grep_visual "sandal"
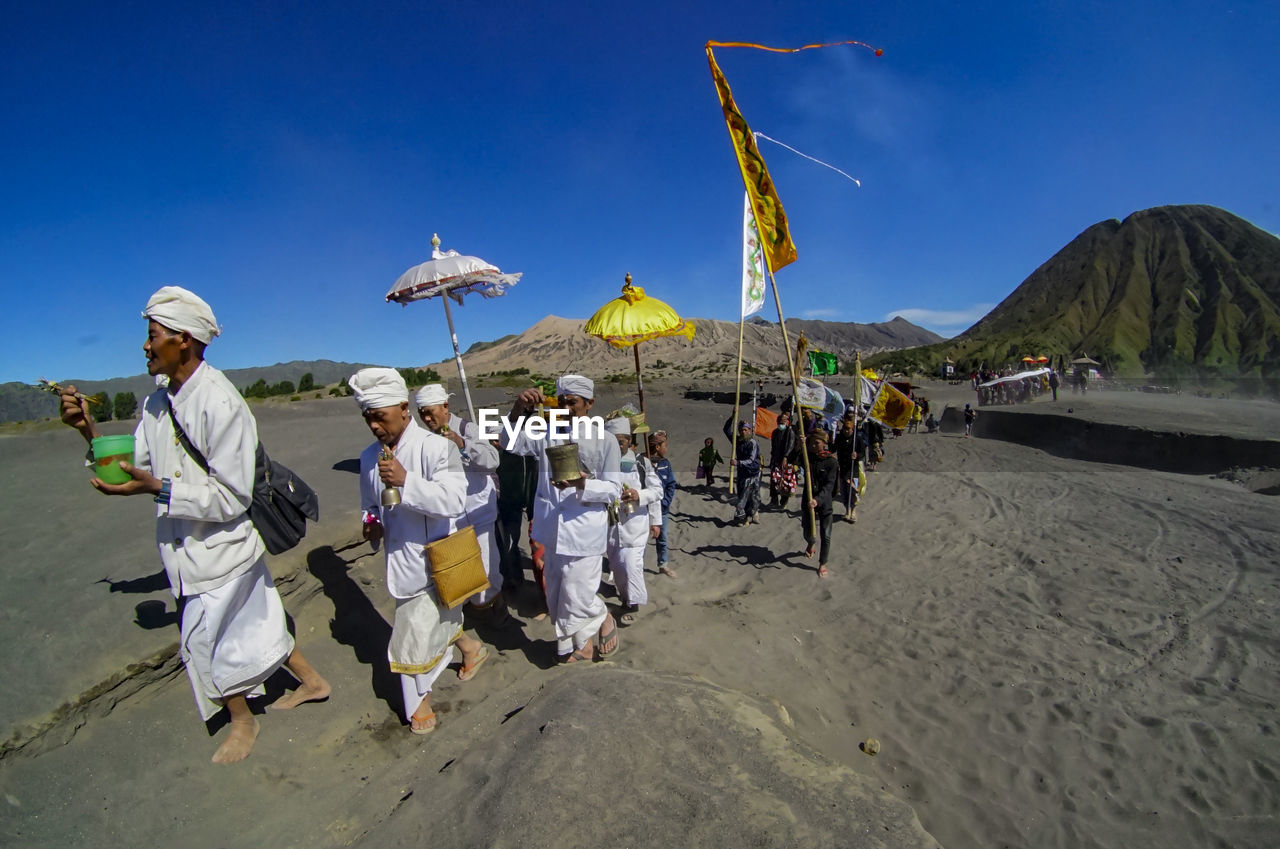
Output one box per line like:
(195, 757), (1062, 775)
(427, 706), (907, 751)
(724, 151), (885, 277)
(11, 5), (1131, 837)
(458, 646), (490, 682)
(410, 708), (437, 735)
(562, 648), (593, 664)
(596, 615), (620, 657)
(620, 610), (637, 626)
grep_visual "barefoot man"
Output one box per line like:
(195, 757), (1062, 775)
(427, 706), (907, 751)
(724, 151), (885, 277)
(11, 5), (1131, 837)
(504, 376), (621, 662)
(59, 286), (329, 764)
(351, 368), (489, 735)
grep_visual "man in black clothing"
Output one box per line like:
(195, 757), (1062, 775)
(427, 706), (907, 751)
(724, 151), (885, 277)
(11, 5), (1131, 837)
(495, 445), (538, 591)
(768, 411), (797, 508)
(800, 429), (840, 578)
(832, 415), (861, 522)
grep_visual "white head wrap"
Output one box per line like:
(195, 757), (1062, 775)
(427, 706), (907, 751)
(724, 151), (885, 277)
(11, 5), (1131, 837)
(556, 374), (594, 399)
(605, 416), (631, 436)
(349, 368), (409, 412)
(414, 384), (452, 408)
(142, 286), (221, 344)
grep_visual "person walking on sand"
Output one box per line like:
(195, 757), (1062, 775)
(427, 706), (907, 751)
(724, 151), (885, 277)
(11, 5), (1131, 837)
(1049, 369), (1060, 401)
(800, 429), (840, 578)
(504, 376), (622, 662)
(724, 417), (762, 526)
(605, 417), (662, 624)
(698, 437), (723, 489)
(767, 411), (797, 508)
(415, 383), (506, 624)
(495, 442), (538, 595)
(964, 403), (978, 438)
(58, 286), (329, 764)
(832, 415), (861, 523)
(647, 430), (679, 578)
(352, 368), (489, 735)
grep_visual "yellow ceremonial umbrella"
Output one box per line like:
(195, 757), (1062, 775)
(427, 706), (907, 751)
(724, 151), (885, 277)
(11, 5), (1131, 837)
(584, 273), (695, 412)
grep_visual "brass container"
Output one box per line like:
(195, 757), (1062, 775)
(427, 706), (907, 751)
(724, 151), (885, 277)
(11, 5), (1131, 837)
(546, 442), (583, 483)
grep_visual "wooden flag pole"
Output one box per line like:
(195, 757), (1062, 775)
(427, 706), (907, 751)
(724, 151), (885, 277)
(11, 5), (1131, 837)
(633, 342), (646, 414)
(766, 268), (816, 538)
(728, 312), (746, 495)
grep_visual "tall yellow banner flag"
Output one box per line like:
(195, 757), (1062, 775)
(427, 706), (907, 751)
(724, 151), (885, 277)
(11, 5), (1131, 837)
(706, 46), (797, 274)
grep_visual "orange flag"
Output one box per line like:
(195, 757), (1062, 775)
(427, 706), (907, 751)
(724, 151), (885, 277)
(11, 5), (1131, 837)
(754, 405), (778, 438)
(706, 46), (797, 274)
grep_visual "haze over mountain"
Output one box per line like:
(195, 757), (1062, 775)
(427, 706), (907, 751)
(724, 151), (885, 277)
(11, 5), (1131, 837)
(881, 205), (1280, 380)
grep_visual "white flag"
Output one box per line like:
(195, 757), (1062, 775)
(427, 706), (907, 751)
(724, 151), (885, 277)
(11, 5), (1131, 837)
(741, 192), (766, 318)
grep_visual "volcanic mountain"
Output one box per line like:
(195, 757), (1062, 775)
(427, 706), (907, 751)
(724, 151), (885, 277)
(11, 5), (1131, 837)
(886, 205), (1280, 379)
(430, 315), (943, 381)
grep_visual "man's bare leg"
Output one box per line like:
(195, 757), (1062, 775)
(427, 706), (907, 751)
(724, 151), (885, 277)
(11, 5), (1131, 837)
(269, 647), (331, 710)
(212, 694), (259, 764)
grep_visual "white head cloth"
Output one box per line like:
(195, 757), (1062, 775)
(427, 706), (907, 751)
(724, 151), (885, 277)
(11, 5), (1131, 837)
(605, 416), (631, 436)
(349, 368), (409, 411)
(142, 286), (221, 344)
(556, 374), (594, 399)
(414, 384), (452, 408)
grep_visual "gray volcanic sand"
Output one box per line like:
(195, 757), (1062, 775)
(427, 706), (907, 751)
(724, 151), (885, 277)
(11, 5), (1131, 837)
(2, 379), (1278, 848)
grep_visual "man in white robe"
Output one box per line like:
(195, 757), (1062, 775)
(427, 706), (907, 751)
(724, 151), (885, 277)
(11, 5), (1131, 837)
(604, 416), (663, 625)
(352, 368), (489, 735)
(505, 376), (621, 662)
(59, 286), (329, 764)
(414, 384), (504, 620)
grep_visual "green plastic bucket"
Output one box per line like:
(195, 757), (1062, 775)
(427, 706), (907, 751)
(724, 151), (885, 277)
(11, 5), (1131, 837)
(91, 435), (135, 485)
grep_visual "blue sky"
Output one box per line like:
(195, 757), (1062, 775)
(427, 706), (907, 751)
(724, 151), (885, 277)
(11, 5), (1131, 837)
(4, 1), (1278, 384)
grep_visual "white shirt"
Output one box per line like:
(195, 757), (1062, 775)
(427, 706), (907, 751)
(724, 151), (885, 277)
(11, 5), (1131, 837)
(609, 451), (663, 549)
(134, 361), (265, 597)
(360, 418), (467, 599)
(504, 415), (621, 557)
(447, 412), (499, 528)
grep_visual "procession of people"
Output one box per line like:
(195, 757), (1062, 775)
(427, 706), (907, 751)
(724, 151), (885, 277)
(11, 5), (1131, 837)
(55, 284), (930, 763)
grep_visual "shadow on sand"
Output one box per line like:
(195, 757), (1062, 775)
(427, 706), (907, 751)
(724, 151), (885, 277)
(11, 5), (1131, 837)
(307, 544), (401, 718)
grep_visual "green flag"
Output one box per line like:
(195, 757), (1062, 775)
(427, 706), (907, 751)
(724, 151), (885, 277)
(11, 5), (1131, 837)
(808, 350), (838, 376)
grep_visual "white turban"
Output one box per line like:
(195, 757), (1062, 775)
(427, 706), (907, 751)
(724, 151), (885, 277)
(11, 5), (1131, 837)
(142, 286), (221, 344)
(556, 374), (594, 399)
(414, 384), (452, 408)
(605, 416), (631, 436)
(349, 368), (409, 411)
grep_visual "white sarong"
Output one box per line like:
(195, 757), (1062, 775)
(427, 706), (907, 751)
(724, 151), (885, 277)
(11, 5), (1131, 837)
(543, 533), (608, 655)
(388, 592), (464, 720)
(471, 523), (503, 606)
(388, 591), (463, 675)
(180, 558), (294, 721)
(608, 541), (648, 607)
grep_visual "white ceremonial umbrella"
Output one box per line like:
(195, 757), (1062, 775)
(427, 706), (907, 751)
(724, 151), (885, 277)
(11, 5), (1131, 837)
(386, 234), (522, 422)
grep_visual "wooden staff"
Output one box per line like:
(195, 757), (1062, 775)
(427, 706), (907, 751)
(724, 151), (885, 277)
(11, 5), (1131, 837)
(728, 311), (746, 495)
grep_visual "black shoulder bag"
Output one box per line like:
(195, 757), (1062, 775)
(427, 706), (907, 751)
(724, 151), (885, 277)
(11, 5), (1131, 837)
(164, 398), (319, 554)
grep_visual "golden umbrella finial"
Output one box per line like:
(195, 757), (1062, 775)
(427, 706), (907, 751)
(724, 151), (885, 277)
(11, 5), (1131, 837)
(585, 273), (696, 412)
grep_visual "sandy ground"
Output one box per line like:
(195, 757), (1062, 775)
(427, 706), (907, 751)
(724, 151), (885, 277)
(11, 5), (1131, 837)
(1, 379), (1278, 848)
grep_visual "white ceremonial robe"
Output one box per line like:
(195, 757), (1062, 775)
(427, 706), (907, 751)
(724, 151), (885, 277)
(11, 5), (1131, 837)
(181, 558), (294, 720)
(133, 362), (292, 717)
(505, 415), (621, 653)
(607, 451), (663, 608)
(447, 412), (502, 605)
(360, 418), (468, 714)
